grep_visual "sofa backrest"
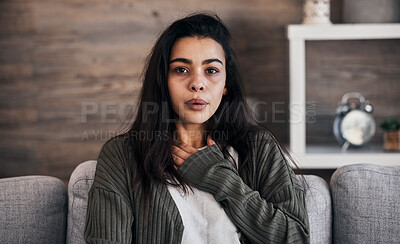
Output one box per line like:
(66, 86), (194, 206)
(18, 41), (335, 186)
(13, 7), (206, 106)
(331, 163), (400, 244)
(67, 160), (332, 244)
(0, 175), (68, 244)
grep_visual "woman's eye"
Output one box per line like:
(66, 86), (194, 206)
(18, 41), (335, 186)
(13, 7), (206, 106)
(206, 68), (218, 74)
(174, 67), (188, 73)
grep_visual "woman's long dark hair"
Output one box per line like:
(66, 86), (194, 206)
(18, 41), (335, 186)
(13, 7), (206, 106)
(126, 12), (272, 206)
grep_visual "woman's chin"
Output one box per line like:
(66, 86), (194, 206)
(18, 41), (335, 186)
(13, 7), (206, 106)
(178, 116), (210, 126)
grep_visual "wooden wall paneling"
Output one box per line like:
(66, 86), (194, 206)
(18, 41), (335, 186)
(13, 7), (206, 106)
(0, 1), (37, 177)
(0, 0), (354, 182)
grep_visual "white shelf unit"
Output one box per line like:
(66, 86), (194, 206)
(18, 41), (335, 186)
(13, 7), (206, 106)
(287, 23), (400, 169)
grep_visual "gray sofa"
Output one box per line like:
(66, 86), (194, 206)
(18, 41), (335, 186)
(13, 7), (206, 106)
(1, 161), (399, 244)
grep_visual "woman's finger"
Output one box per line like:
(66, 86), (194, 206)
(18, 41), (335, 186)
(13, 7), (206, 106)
(171, 142), (200, 168)
(172, 145), (193, 160)
(171, 153), (185, 167)
(207, 134), (216, 146)
(178, 142), (198, 154)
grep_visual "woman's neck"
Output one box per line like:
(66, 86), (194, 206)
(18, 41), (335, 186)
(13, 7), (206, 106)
(175, 122), (206, 149)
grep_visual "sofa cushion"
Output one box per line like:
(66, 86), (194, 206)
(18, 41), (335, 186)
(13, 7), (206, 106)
(0, 175), (67, 244)
(331, 163), (400, 244)
(302, 175), (332, 244)
(67, 160), (97, 244)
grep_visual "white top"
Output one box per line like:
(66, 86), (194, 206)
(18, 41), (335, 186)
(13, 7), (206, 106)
(167, 146), (241, 244)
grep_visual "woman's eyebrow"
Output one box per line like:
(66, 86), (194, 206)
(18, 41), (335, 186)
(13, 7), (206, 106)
(202, 58), (223, 65)
(169, 58), (191, 64)
(169, 58), (223, 65)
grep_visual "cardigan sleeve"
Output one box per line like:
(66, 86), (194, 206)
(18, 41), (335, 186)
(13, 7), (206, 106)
(84, 136), (134, 244)
(178, 131), (310, 244)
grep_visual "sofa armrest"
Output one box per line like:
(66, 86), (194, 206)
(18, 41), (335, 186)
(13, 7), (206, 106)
(0, 175), (67, 244)
(331, 163), (400, 244)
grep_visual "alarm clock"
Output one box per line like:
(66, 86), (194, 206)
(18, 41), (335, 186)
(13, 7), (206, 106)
(333, 92), (376, 148)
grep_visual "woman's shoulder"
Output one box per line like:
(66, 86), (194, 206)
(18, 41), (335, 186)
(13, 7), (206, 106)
(100, 133), (132, 151)
(244, 126), (287, 165)
(92, 133), (135, 197)
(245, 126), (278, 145)
(97, 133), (133, 169)
(245, 127), (301, 189)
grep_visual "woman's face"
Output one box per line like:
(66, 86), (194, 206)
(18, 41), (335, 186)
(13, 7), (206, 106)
(168, 37), (227, 125)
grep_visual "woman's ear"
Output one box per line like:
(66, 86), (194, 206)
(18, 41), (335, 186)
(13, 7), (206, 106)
(223, 87), (228, 95)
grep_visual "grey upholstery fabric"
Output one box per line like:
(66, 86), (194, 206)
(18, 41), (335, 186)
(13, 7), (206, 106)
(3, 161), (398, 244)
(331, 163), (400, 244)
(301, 175), (332, 244)
(67, 160), (97, 244)
(0, 175), (67, 244)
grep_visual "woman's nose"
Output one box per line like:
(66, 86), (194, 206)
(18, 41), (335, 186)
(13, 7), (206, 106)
(189, 72), (205, 92)
(191, 85), (204, 91)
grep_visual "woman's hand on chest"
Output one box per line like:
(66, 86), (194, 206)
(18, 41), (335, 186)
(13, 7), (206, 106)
(171, 135), (216, 169)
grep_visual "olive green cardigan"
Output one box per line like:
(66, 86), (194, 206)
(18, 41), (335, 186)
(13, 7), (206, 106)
(84, 130), (310, 243)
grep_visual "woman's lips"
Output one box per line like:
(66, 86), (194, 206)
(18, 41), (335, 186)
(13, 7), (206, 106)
(184, 99), (208, 111)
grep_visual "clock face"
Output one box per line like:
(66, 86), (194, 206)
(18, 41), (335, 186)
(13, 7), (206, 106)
(341, 110), (376, 145)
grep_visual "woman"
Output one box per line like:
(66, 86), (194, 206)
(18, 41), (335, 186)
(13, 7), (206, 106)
(84, 13), (309, 244)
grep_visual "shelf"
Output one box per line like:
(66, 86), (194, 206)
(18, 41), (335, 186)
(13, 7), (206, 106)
(287, 144), (400, 169)
(287, 23), (400, 40)
(287, 23), (400, 169)
(296, 153), (400, 169)
(306, 144), (388, 154)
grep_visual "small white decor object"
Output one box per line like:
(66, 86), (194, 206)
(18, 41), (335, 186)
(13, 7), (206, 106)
(302, 0), (332, 25)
